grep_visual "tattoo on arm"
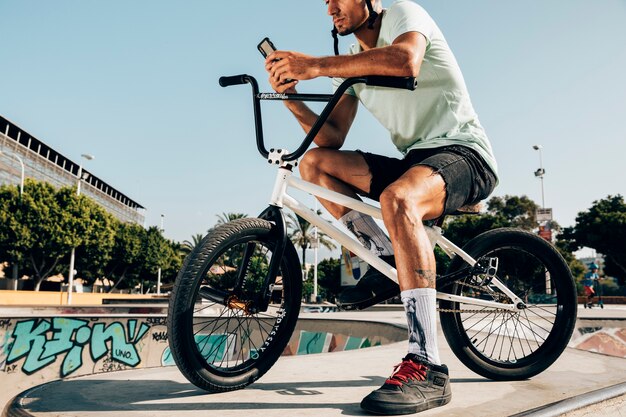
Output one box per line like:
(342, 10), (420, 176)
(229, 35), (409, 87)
(415, 269), (437, 288)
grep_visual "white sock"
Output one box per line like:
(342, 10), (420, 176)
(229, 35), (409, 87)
(340, 210), (393, 256)
(401, 288), (441, 365)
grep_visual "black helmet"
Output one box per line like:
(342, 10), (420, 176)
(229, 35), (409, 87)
(332, 0), (379, 55)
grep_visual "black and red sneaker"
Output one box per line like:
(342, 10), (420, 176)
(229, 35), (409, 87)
(361, 354), (451, 415)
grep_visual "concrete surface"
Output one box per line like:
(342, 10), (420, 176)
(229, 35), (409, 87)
(4, 306), (626, 417)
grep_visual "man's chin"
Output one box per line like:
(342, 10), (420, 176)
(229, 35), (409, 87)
(337, 27), (355, 36)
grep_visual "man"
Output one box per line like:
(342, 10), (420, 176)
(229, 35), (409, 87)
(265, 0), (497, 414)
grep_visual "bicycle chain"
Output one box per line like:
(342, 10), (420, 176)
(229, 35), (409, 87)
(437, 307), (512, 314)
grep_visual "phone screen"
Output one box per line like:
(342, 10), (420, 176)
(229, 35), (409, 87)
(258, 37), (276, 58)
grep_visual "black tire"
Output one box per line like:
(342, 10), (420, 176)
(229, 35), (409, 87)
(439, 228), (577, 380)
(167, 218), (302, 392)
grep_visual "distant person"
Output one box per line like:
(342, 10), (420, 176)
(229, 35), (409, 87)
(583, 263), (599, 308)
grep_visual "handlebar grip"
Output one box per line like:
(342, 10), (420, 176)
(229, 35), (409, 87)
(219, 74), (249, 87)
(365, 76), (417, 91)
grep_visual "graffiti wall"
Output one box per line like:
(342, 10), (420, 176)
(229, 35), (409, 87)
(283, 319), (406, 356)
(0, 315), (169, 406)
(0, 313), (407, 407)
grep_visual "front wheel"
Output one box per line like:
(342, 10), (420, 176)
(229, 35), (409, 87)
(167, 218), (302, 392)
(439, 228), (577, 380)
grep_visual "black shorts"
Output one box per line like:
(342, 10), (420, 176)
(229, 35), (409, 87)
(357, 145), (497, 216)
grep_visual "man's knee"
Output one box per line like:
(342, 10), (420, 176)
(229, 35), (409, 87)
(299, 148), (330, 181)
(299, 149), (320, 181)
(380, 184), (426, 222)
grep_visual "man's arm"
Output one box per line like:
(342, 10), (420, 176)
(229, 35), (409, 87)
(264, 31), (426, 147)
(283, 93), (358, 149)
(266, 65), (358, 149)
(267, 32), (428, 83)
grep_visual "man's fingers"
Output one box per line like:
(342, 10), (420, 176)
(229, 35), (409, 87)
(269, 50), (289, 60)
(271, 62), (294, 83)
(281, 80), (298, 90)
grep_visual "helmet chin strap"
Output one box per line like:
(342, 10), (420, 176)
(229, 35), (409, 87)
(332, 27), (340, 56)
(365, 0), (379, 29)
(332, 0), (379, 56)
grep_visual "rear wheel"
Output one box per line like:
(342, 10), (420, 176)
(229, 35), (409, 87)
(439, 228), (577, 380)
(168, 218), (302, 391)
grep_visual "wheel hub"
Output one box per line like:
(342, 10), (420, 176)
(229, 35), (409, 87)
(227, 295), (253, 314)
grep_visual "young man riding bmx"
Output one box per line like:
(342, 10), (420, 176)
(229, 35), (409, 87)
(265, 0), (497, 413)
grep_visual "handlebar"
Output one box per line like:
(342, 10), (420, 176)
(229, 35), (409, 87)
(218, 75), (248, 87)
(218, 74), (417, 162)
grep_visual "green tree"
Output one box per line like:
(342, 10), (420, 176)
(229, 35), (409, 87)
(104, 224), (182, 293)
(560, 195), (626, 285)
(287, 213), (336, 271)
(73, 198), (116, 285)
(553, 238), (587, 286)
(156, 238), (183, 292)
(444, 195), (540, 249)
(137, 226), (177, 293)
(105, 222), (147, 292)
(3, 180), (70, 290)
(0, 179), (117, 290)
(307, 257), (341, 301)
(0, 184), (32, 284)
(437, 195), (574, 275)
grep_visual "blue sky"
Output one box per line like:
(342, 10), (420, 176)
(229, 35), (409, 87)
(1, 1), (625, 259)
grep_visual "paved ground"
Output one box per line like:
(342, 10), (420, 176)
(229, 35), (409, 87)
(5, 306), (626, 417)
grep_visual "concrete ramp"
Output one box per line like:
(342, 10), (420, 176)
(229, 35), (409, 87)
(2, 308), (626, 416)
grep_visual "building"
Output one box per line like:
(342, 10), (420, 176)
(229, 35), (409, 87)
(0, 115), (145, 224)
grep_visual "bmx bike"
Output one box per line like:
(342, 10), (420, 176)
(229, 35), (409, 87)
(167, 74), (577, 392)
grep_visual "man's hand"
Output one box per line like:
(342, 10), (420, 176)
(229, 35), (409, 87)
(267, 75), (298, 94)
(265, 51), (320, 86)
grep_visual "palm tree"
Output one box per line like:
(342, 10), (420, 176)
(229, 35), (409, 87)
(215, 212), (248, 226)
(181, 233), (204, 255)
(287, 212), (336, 271)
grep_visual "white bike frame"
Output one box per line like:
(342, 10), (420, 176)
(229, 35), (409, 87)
(268, 163), (524, 311)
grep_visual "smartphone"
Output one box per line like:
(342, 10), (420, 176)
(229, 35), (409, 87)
(258, 37), (277, 59)
(258, 37), (294, 84)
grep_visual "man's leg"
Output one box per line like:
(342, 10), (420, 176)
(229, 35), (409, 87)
(298, 147), (371, 218)
(299, 148), (394, 256)
(380, 165), (445, 362)
(299, 148), (399, 308)
(360, 165), (452, 415)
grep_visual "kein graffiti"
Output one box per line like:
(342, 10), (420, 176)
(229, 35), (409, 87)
(6, 318), (150, 377)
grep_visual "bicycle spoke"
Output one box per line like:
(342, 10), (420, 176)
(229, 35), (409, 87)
(472, 309), (503, 352)
(518, 309), (553, 336)
(185, 238), (290, 371)
(521, 308), (543, 345)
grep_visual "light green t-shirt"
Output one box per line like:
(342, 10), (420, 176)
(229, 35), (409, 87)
(332, 0), (498, 180)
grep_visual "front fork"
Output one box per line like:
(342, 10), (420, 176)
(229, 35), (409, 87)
(205, 161), (294, 313)
(215, 205), (287, 314)
(253, 205), (289, 312)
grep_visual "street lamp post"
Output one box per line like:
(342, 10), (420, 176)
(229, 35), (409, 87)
(157, 214), (164, 295)
(67, 153), (95, 305)
(0, 150), (25, 290)
(533, 145), (545, 208)
(532, 145), (552, 295)
(311, 202), (320, 303)
(313, 224), (319, 301)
